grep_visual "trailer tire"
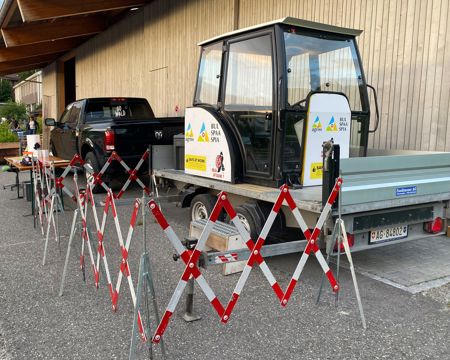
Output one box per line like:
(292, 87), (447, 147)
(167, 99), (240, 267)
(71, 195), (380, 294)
(190, 194), (223, 222)
(233, 204), (263, 241)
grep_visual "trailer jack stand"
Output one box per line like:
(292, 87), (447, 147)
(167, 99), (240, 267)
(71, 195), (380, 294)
(182, 276), (202, 322)
(181, 237), (202, 322)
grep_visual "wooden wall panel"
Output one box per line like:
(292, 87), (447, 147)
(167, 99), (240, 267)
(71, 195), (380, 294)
(75, 0), (235, 117)
(42, 0), (450, 151)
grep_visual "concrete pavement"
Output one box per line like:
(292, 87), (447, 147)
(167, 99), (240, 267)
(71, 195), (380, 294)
(0, 171), (449, 359)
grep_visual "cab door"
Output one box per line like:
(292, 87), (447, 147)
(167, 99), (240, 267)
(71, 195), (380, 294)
(222, 32), (276, 185)
(61, 101), (82, 159)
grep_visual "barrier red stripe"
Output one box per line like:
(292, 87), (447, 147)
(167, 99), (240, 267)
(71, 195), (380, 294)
(153, 311), (173, 343)
(149, 201), (169, 230)
(211, 297), (225, 316)
(210, 193), (226, 222)
(281, 279), (297, 306)
(326, 271), (339, 292)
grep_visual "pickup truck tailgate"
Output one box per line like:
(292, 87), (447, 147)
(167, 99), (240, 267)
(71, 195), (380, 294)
(112, 118), (183, 156)
(340, 153), (450, 213)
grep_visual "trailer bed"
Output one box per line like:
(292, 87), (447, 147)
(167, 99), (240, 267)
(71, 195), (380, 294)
(154, 169), (323, 213)
(156, 152), (450, 217)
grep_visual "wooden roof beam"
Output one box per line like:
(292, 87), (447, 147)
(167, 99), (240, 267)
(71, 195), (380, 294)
(2, 15), (108, 47)
(0, 62), (48, 75)
(0, 52), (60, 71)
(16, 0), (147, 22)
(0, 37), (85, 62)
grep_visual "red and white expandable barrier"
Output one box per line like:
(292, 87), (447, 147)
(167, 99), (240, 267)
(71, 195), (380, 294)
(280, 178), (342, 305)
(52, 149), (150, 201)
(114, 150), (150, 199)
(148, 179), (342, 342)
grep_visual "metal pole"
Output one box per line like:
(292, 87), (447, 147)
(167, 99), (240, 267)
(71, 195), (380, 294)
(129, 253), (146, 360)
(335, 180), (343, 307)
(59, 209), (79, 296)
(316, 220), (339, 304)
(42, 194), (55, 265)
(339, 219), (367, 329)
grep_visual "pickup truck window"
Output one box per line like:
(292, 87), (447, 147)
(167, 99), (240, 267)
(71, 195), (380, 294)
(85, 99), (153, 122)
(59, 104), (73, 124)
(67, 101), (82, 128)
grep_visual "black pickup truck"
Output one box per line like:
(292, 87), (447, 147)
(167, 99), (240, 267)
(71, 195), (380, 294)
(45, 97), (183, 183)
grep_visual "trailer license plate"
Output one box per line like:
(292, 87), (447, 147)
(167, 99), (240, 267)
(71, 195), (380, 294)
(370, 226), (408, 244)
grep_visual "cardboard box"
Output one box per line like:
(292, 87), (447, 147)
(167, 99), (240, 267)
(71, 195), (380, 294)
(447, 226), (450, 237)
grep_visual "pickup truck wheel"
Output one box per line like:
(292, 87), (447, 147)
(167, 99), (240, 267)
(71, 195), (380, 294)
(85, 152), (104, 193)
(190, 194), (223, 222)
(49, 142), (57, 156)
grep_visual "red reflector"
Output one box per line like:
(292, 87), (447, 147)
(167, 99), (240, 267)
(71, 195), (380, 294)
(334, 233), (354, 252)
(104, 130), (115, 151)
(424, 217), (443, 234)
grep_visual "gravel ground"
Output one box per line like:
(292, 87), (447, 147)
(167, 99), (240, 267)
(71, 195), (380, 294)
(0, 171), (449, 359)
(423, 283), (450, 309)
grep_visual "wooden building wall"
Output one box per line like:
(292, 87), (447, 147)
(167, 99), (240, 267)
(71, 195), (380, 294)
(75, 0), (236, 117)
(42, 0), (450, 152)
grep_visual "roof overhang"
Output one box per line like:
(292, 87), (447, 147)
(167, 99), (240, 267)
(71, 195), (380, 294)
(0, 0), (150, 76)
(199, 17), (363, 46)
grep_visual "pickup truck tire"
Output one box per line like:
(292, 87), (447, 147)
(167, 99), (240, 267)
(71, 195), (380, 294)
(190, 194), (223, 222)
(84, 152), (104, 193)
(49, 142), (57, 156)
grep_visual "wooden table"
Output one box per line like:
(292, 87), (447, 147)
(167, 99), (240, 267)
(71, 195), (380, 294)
(4, 156), (71, 220)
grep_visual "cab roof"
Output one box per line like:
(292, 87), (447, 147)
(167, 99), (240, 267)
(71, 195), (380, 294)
(198, 17), (363, 46)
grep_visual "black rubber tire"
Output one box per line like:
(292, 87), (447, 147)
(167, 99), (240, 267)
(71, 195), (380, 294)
(84, 152), (104, 193)
(234, 203), (263, 241)
(49, 142), (57, 157)
(190, 193), (223, 222)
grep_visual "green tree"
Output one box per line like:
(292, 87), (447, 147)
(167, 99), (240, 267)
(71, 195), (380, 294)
(18, 70), (37, 81)
(0, 79), (12, 102)
(0, 101), (27, 121)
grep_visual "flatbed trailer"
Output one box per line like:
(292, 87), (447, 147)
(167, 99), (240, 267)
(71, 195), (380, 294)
(155, 150), (450, 253)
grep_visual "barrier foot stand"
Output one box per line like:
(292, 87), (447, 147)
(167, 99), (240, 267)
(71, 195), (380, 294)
(338, 219), (367, 329)
(42, 192), (65, 265)
(182, 276), (201, 322)
(316, 220), (340, 305)
(129, 252), (167, 360)
(59, 209), (80, 296)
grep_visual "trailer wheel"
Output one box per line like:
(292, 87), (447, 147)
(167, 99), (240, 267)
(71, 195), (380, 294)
(233, 204), (263, 241)
(190, 194), (222, 222)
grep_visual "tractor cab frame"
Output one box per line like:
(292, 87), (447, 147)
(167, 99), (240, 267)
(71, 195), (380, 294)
(193, 17), (374, 187)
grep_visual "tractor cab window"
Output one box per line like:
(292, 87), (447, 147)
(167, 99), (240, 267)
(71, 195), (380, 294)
(194, 42), (223, 106)
(284, 31), (363, 111)
(224, 34), (274, 175)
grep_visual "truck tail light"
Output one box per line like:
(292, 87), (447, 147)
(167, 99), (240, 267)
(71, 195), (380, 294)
(423, 217), (443, 234)
(104, 129), (115, 151)
(334, 232), (354, 252)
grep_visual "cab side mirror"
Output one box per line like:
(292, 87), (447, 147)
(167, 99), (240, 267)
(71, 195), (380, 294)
(44, 118), (56, 126)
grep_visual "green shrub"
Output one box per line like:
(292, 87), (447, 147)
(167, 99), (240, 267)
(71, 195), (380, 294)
(36, 116), (42, 134)
(0, 121), (18, 143)
(0, 101), (27, 122)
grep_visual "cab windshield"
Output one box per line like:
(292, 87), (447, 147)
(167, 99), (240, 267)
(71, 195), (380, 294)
(284, 30), (364, 111)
